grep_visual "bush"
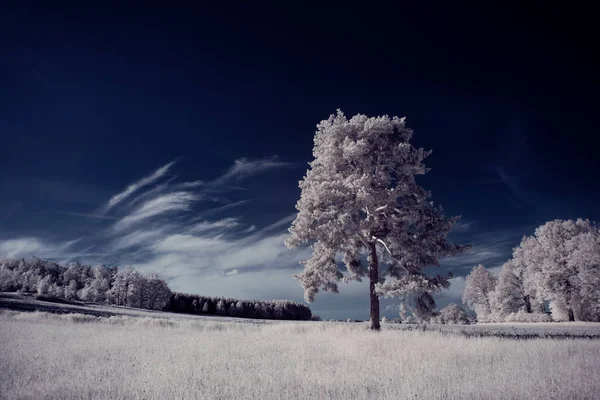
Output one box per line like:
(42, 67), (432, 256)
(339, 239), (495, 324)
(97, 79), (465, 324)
(435, 304), (470, 325)
(504, 311), (552, 323)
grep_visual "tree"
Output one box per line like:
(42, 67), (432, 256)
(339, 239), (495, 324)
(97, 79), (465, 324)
(0, 263), (16, 291)
(286, 111), (469, 330)
(235, 300), (245, 317)
(111, 267), (140, 306)
(462, 265), (497, 320)
(511, 219), (598, 321)
(216, 299), (226, 315)
(567, 231), (600, 321)
(89, 265), (111, 303)
(36, 277), (50, 297)
(489, 261), (527, 318)
(141, 273), (171, 310)
(64, 280), (78, 301)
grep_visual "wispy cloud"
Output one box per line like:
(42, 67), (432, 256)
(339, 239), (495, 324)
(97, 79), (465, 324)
(0, 237), (52, 258)
(111, 228), (171, 250)
(441, 225), (532, 272)
(2, 156), (313, 306)
(215, 156), (295, 183)
(193, 200), (250, 219)
(254, 213), (296, 235)
(125, 176), (178, 209)
(106, 160), (177, 210)
(128, 216), (311, 282)
(55, 211), (117, 220)
(0, 237), (85, 260)
(188, 218), (240, 234)
(177, 180), (204, 189)
(114, 192), (200, 231)
(451, 220), (476, 233)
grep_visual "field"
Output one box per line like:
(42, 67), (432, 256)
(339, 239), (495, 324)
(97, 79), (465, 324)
(1, 309), (600, 400)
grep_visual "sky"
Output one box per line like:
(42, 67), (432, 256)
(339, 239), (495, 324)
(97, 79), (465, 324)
(1, 3), (599, 320)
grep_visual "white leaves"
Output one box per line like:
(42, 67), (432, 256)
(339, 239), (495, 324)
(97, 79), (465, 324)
(287, 110), (467, 306)
(462, 264), (497, 316)
(435, 303), (470, 325)
(475, 219), (600, 322)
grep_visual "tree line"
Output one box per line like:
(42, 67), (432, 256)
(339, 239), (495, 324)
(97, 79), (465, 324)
(0, 257), (171, 310)
(463, 219), (600, 322)
(0, 257), (313, 320)
(167, 292), (312, 320)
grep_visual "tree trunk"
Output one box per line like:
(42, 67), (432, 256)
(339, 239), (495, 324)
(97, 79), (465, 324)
(369, 241), (380, 331)
(524, 295), (532, 313)
(568, 306), (575, 322)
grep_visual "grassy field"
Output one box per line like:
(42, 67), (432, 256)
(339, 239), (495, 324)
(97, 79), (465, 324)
(1, 310), (599, 399)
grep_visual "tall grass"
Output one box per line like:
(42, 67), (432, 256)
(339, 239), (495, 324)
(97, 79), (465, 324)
(1, 311), (599, 399)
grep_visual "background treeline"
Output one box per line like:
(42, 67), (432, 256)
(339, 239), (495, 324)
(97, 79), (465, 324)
(0, 257), (313, 320)
(167, 292), (312, 320)
(463, 219), (600, 323)
(0, 257), (171, 310)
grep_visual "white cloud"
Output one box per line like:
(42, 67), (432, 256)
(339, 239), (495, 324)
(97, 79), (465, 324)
(0, 237), (52, 258)
(193, 200), (250, 218)
(56, 211), (117, 220)
(438, 276), (466, 301)
(216, 156), (294, 182)
(177, 180), (204, 188)
(451, 220), (476, 233)
(188, 218), (240, 234)
(225, 269), (239, 276)
(125, 176), (178, 208)
(111, 228), (169, 250)
(114, 192), (200, 231)
(152, 234), (229, 255)
(254, 214), (296, 235)
(0, 237), (84, 260)
(106, 160), (177, 210)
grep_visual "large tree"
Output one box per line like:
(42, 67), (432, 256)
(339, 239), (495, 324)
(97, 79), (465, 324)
(286, 111), (468, 330)
(511, 219), (598, 321)
(489, 260), (527, 318)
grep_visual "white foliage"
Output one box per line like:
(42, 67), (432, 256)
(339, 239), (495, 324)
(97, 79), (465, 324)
(462, 264), (497, 317)
(509, 219), (600, 321)
(489, 260), (527, 318)
(435, 303), (470, 325)
(286, 110), (468, 322)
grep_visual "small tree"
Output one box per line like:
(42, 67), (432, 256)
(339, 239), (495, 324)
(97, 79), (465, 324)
(216, 299), (226, 315)
(287, 111), (469, 330)
(462, 264), (497, 320)
(64, 280), (78, 301)
(36, 277), (50, 297)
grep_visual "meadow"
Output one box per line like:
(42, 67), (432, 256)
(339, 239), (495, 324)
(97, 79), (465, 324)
(1, 310), (600, 400)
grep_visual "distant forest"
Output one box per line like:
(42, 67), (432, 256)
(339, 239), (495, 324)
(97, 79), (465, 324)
(0, 258), (312, 321)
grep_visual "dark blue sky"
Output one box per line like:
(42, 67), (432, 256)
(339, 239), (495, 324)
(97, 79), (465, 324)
(1, 2), (598, 319)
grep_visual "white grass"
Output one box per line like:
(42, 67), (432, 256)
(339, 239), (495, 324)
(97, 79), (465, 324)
(385, 321), (600, 339)
(1, 311), (599, 399)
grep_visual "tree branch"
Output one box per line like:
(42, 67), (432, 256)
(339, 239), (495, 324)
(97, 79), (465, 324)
(373, 236), (392, 255)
